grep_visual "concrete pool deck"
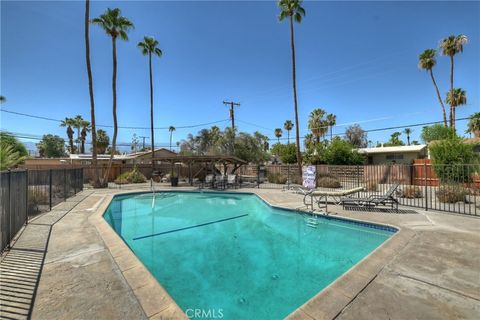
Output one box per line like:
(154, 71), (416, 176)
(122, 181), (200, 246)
(1, 187), (479, 319)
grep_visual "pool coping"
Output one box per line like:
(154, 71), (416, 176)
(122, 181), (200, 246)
(90, 189), (415, 320)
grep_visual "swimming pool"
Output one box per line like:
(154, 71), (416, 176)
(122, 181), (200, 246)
(104, 191), (395, 319)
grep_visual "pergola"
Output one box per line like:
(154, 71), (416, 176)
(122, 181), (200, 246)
(151, 155), (248, 184)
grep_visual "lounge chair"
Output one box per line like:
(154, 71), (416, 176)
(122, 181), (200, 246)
(198, 174), (214, 189)
(303, 187), (365, 212)
(341, 183), (400, 212)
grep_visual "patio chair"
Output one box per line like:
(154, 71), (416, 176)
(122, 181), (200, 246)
(341, 183), (400, 212)
(197, 174), (214, 189)
(303, 187), (365, 212)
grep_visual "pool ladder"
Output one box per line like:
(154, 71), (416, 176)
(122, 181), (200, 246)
(304, 214), (319, 228)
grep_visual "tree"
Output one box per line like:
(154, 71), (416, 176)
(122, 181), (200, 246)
(60, 118), (75, 154)
(0, 96), (6, 103)
(385, 132), (404, 146)
(326, 114), (336, 141)
(0, 132), (28, 158)
(283, 120), (294, 144)
(445, 88), (467, 126)
(308, 108), (327, 144)
(466, 112), (480, 137)
(429, 137), (479, 183)
(93, 8), (134, 183)
(322, 137), (364, 165)
(345, 124), (367, 148)
(96, 129), (110, 154)
(138, 36), (162, 166)
(421, 124), (456, 143)
(274, 128), (283, 143)
(418, 49), (448, 127)
(169, 126), (176, 151)
(404, 128), (412, 146)
(37, 134), (66, 158)
(279, 144), (297, 164)
(278, 0), (305, 176)
(71, 115), (89, 152)
(80, 121), (91, 154)
(440, 34), (468, 129)
(85, 0), (99, 185)
(0, 133), (27, 170)
(0, 143), (26, 170)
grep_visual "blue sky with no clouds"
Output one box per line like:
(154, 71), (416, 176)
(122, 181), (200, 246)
(1, 1), (479, 151)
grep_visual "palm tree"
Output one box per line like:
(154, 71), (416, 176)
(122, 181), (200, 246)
(72, 115), (88, 152)
(96, 129), (110, 154)
(93, 8), (134, 182)
(445, 88), (467, 125)
(283, 120), (294, 144)
(169, 126), (176, 151)
(466, 112), (480, 138)
(326, 113), (336, 141)
(303, 133), (314, 150)
(418, 49), (447, 127)
(80, 121), (91, 153)
(404, 128), (412, 146)
(138, 36), (162, 167)
(278, 0), (305, 176)
(440, 34), (468, 129)
(308, 108), (327, 144)
(85, 0), (99, 185)
(274, 128), (283, 143)
(60, 117), (75, 154)
(0, 96), (6, 103)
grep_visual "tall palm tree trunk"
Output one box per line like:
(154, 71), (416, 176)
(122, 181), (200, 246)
(449, 56), (454, 129)
(429, 69), (447, 127)
(85, 0), (98, 185)
(287, 131), (290, 144)
(289, 16), (302, 176)
(104, 37), (118, 183)
(330, 127), (333, 141)
(169, 132), (173, 151)
(149, 52), (155, 170)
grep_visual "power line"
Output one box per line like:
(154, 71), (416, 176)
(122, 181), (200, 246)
(0, 108), (229, 130)
(222, 100), (240, 130)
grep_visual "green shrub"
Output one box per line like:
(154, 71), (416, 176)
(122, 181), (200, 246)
(28, 189), (48, 214)
(429, 137), (479, 183)
(317, 174), (342, 188)
(366, 180), (378, 191)
(421, 124), (456, 143)
(436, 185), (468, 203)
(267, 172), (287, 184)
(399, 186), (423, 198)
(114, 167), (147, 184)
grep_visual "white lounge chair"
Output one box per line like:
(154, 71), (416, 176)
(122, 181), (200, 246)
(303, 187), (365, 212)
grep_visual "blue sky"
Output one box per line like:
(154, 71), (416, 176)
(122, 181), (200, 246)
(1, 0), (479, 152)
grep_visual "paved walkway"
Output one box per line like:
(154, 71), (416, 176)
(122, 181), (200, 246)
(1, 187), (479, 319)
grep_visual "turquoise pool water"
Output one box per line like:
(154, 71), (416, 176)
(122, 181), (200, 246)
(104, 192), (394, 320)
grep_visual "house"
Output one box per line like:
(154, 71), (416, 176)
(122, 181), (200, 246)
(357, 145), (428, 165)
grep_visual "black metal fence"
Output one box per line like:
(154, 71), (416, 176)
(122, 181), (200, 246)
(0, 168), (83, 253)
(236, 163), (479, 216)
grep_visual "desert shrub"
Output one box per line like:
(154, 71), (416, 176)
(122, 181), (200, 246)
(28, 189), (48, 214)
(365, 180), (378, 191)
(399, 186), (423, 198)
(267, 172), (287, 184)
(429, 137), (479, 183)
(436, 185), (468, 203)
(114, 167), (146, 184)
(317, 174), (342, 188)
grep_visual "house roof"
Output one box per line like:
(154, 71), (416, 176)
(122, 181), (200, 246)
(357, 145), (427, 155)
(69, 148), (176, 160)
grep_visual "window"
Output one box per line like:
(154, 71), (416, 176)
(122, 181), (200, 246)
(386, 154), (404, 160)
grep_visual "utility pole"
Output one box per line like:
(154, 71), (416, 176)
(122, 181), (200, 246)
(223, 100), (240, 130)
(139, 136), (149, 150)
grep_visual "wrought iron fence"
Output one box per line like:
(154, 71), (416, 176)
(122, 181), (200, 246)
(0, 168), (83, 253)
(237, 163), (479, 216)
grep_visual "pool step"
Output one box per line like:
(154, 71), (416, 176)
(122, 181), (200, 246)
(305, 217), (318, 228)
